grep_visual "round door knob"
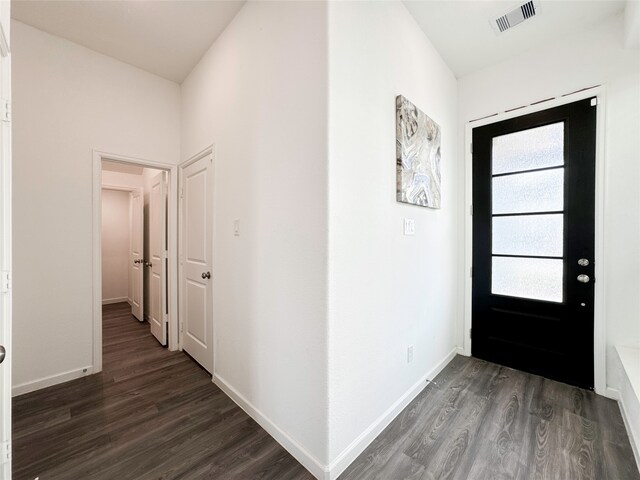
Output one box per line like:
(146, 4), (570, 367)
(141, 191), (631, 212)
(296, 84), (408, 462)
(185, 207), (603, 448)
(202, 271), (211, 279)
(578, 258), (590, 267)
(0, 345), (5, 364)
(577, 274), (590, 283)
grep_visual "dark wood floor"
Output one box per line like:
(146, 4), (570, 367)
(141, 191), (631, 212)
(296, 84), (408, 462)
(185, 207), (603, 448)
(13, 302), (314, 480)
(14, 304), (640, 480)
(340, 354), (640, 480)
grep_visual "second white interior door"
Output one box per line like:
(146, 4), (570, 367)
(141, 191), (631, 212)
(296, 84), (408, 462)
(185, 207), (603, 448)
(149, 171), (168, 346)
(181, 153), (213, 373)
(130, 189), (144, 321)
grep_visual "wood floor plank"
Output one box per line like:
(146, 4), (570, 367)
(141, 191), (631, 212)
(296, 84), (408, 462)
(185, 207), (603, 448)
(340, 356), (640, 480)
(14, 304), (640, 480)
(13, 302), (314, 480)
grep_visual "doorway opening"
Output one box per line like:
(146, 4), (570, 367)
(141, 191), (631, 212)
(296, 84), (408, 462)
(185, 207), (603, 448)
(101, 161), (166, 347)
(93, 152), (180, 373)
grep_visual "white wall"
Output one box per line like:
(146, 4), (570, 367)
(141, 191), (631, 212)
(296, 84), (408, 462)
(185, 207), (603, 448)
(327, 1), (458, 470)
(12, 20), (180, 392)
(457, 13), (640, 391)
(180, 1), (329, 473)
(101, 189), (130, 302)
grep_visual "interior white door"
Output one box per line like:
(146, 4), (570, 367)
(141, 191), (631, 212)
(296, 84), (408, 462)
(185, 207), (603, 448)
(181, 154), (213, 372)
(0, 22), (12, 478)
(149, 172), (168, 345)
(130, 190), (144, 321)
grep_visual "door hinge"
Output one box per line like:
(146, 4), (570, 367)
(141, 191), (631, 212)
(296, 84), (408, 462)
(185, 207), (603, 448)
(180, 322), (184, 333)
(470, 267), (473, 278)
(469, 204), (473, 216)
(470, 142), (473, 154)
(1, 440), (11, 465)
(1, 100), (10, 123)
(180, 187), (184, 199)
(0, 271), (11, 293)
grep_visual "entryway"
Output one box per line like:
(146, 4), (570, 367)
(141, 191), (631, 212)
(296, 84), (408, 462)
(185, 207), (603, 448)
(471, 97), (597, 389)
(94, 150), (215, 375)
(101, 160), (167, 348)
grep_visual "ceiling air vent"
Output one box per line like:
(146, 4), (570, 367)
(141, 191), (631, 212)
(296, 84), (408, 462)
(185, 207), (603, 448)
(491, 1), (540, 34)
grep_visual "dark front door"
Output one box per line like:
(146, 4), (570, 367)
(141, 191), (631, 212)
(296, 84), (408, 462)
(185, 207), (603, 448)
(472, 97), (597, 389)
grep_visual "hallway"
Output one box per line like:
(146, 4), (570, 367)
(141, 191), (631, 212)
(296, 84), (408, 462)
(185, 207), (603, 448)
(12, 303), (313, 480)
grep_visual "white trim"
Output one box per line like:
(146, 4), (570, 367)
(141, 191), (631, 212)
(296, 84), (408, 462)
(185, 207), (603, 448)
(102, 297), (129, 305)
(12, 366), (93, 397)
(619, 387), (640, 471)
(213, 373), (329, 480)
(463, 86), (607, 394)
(327, 347), (458, 480)
(605, 386), (621, 401)
(615, 346), (640, 470)
(0, 24), (8, 58)
(101, 184), (141, 194)
(93, 151), (180, 376)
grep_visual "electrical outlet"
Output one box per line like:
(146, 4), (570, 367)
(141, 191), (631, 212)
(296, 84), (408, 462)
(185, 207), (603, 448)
(407, 345), (414, 363)
(403, 218), (415, 236)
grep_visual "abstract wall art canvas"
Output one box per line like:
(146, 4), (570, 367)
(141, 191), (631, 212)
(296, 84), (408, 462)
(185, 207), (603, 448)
(396, 95), (441, 208)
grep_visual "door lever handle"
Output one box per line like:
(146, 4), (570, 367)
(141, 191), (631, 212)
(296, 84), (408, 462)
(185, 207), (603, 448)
(202, 271), (211, 279)
(0, 345), (5, 364)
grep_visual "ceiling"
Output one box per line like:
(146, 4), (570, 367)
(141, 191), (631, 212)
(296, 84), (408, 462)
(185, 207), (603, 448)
(403, 0), (626, 78)
(11, 1), (627, 82)
(11, 0), (246, 83)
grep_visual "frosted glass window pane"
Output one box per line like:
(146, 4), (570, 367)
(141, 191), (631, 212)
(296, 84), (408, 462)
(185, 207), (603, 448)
(493, 214), (563, 257)
(492, 122), (564, 175)
(493, 168), (564, 214)
(492, 257), (563, 302)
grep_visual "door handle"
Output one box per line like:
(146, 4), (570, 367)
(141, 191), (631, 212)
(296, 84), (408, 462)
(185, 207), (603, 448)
(134, 259), (141, 264)
(0, 345), (5, 364)
(145, 262), (152, 268)
(202, 272), (211, 279)
(577, 274), (590, 283)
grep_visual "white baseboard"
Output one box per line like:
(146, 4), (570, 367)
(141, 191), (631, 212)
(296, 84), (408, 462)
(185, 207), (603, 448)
(102, 296), (129, 305)
(604, 386), (621, 401)
(615, 346), (640, 472)
(12, 365), (94, 397)
(327, 347), (458, 479)
(212, 373), (329, 480)
(456, 346), (465, 356)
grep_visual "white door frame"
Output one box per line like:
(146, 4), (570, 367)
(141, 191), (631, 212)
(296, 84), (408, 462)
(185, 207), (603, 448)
(463, 85), (608, 395)
(0, 14), (11, 476)
(92, 151), (179, 373)
(178, 144), (215, 371)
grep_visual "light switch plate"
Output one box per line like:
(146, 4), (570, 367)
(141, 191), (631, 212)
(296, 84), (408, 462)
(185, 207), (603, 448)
(403, 218), (415, 236)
